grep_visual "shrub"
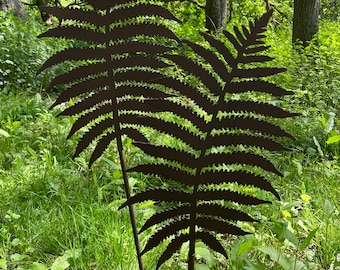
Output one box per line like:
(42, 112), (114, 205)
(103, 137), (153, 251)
(0, 9), (69, 93)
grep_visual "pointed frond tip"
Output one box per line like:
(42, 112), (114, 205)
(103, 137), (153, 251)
(37, 47), (105, 75)
(89, 128), (148, 166)
(142, 218), (191, 255)
(220, 9), (273, 59)
(72, 118), (114, 158)
(156, 234), (190, 269)
(47, 63), (108, 94)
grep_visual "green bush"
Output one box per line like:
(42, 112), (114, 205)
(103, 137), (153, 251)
(0, 9), (69, 93)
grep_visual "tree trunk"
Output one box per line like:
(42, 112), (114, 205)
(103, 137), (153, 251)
(0, 0), (26, 18)
(292, 0), (320, 46)
(205, 0), (227, 32)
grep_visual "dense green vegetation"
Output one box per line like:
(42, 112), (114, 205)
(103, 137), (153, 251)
(1, 2), (339, 269)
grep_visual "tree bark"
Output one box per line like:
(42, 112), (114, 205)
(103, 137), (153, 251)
(292, 0), (320, 46)
(0, 0), (26, 18)
(205, 0), (227, 32)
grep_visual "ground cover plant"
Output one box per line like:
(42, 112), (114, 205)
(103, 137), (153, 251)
(1, 0), (339, 269)
(0, 9), (71, 93)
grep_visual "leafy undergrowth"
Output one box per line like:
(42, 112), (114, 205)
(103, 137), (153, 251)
(0, 91), (146, 269)
(1, 5), (340, 270)
(0, 86), (339, 270)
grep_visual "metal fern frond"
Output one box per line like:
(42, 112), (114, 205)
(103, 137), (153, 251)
(39, 1), (181, 269)
(120, 10), (299, 269)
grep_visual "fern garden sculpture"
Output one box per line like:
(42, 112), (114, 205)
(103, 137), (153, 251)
(118, 10), (299, 269)
(39, 1), (298, 269)
(38, 1), (181, 269)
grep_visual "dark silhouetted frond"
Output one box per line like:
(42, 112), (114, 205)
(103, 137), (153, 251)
(118, 10), (298, 269)
(39, 2), (182, 269)
(41, 3), (298, 269)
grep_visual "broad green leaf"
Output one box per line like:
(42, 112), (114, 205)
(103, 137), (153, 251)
(51, 256), (69, 270)
(237, 240), (253, 255)
(11, 238), (22, 246)
(32, 262), (47, 270)
(63, 249), (81, 259)
(293, 260), (309, 270)
(323, 199), (334, 218)
(10, 253), (29, 262)
(194, 263), (210, 270)
(0, 258), (7, 269)
(282, 226), (298, 247)
(255, 246), (292, 270)
(326, 135), (340, 145)
(97, 187), (103, 201)
(51, 249), (81, 270)
(4, 60), (14, 65)
(300, 228), (318, 250)
(274, 222), (298, 247)
(293, 159), (303, 175)
(244, 259), (267, 270)
(26, 146), (38, 159)
(325, 112), (335, 133)
(138, 200), (154, 209)
(179, 241), (189, 260)
(0, 128), (10, 138)
(281, 210), (291, 218)
(300, 194), (311, 202)
(196, 243), (215, 267)
(320, 114), (326, 128)
(281, 201), (301, 211)
(312, 136), (323, 157)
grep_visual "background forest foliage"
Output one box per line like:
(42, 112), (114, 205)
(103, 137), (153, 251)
(0, 0), (339, 269)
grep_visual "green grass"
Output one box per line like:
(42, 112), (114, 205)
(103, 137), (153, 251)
(0, 91), (167, 269)
(0, 91), (145, 269)
(1, 71), (339, 270)
(1, 4), (340, 270)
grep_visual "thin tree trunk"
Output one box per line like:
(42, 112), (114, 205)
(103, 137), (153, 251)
(292, 0), (320, 46)
(205, 0), (227, 32)
(0, 0), (26, 18)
